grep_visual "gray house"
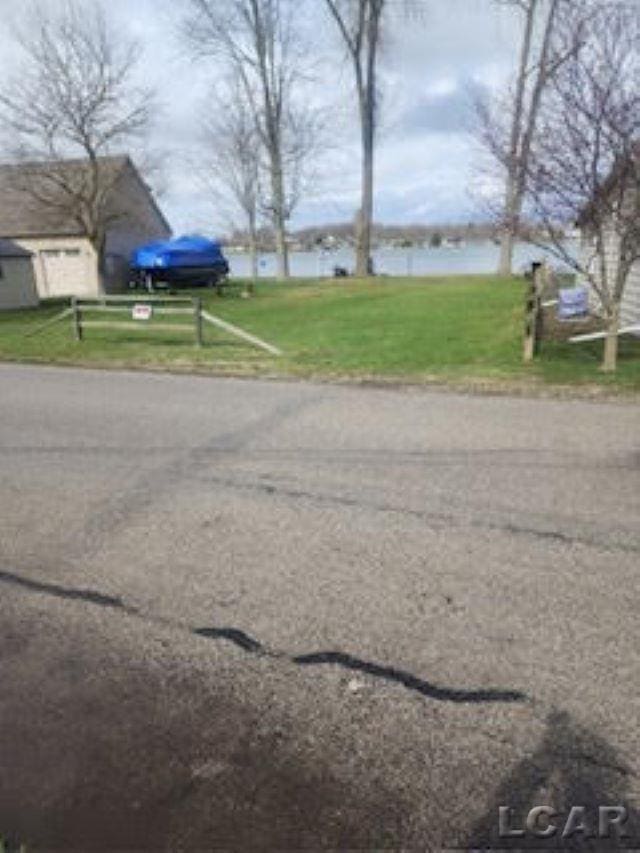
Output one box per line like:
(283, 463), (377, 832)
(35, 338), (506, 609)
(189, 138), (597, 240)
(0, 238), (38, 310)
(0, 156), (171, 299)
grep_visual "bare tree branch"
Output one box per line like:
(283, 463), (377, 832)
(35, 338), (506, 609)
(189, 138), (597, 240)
(184, 0), (318, 280)
(476, 0), (577, 275)
(0, 0), (153, 289)
(198, 75), (262, 278)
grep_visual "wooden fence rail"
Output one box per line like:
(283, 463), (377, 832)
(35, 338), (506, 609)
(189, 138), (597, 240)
(200, 309), (282, 356)
(63, 295), (282, 355)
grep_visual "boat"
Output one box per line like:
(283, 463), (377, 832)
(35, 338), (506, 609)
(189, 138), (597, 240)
(130, 235), (230, 290)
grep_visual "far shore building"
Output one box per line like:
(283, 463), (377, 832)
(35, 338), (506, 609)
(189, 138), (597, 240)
(0, 238), (38, 310)
(0, 156), (171, 299)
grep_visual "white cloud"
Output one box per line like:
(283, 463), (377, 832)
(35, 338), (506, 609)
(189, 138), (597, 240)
(424, 77), (458, 98)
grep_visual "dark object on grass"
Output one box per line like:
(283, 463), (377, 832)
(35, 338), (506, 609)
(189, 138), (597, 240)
(333, 266), (349, 278)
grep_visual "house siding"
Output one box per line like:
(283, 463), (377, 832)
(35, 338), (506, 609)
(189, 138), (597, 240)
(12, 236), (99, 299)
(621, 262), (640, 326)
(580, 224), (640, 326)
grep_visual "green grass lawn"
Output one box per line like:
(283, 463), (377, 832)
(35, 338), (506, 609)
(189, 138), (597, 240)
(1, 275), (639, 393)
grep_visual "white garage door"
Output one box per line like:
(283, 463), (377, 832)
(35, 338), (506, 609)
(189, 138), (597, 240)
(40, 248), (90, 297)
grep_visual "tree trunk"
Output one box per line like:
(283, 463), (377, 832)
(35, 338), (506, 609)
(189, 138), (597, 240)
(499, 162), (530, 277)
(602, 307), (620, 372)
(274, 216), (289, 279)
(249, 240), (259, 282)
(497, 0), (537, 277)
(271, 167), (290, 280)
(355, 1), (382, 279)
(356, 121), (374, 277)
(355, 72), (375, 278)
(498, 202), (517, 277)
(499, 0), (559, 278)
(248, 212), (259, 282)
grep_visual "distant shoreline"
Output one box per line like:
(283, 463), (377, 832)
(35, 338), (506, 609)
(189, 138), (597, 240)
(225, 239), (578, 279)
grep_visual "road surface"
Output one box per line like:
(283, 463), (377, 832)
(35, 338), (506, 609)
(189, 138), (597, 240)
(1, 364), (639, 850)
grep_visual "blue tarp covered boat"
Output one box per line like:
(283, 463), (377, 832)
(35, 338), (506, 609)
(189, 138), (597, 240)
(130, 235), (229, 289)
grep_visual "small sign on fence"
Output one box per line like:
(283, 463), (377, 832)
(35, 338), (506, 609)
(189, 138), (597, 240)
(132, 303), (153, 322)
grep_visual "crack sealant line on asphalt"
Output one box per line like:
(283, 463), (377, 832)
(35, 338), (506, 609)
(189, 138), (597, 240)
(188, 472), (640, 556)
(0, 567), (527, 706)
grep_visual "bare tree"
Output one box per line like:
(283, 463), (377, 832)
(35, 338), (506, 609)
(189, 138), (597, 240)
(200, 78), (262, 280)
(0, 1), (152, 289)
(324, 0), (385, 278)
(478, 0), (573, 276)
(185, 0), (317, 280)
(524, 1), (640, 371)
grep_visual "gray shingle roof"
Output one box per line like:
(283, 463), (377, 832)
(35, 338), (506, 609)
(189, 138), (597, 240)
(0, 237), (32, 258)
(0, 155), (131, 238)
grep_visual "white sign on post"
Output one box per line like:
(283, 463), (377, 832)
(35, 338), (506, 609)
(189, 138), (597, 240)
(132, 304), (153, 321)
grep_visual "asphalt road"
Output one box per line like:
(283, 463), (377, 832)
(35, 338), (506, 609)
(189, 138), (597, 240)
(1, 364), (639, 851)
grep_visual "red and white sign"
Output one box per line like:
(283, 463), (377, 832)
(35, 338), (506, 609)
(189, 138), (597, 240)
(132, 304), (153, 321)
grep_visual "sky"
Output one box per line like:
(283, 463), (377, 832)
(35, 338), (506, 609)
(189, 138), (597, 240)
(0, 0), (523, 236)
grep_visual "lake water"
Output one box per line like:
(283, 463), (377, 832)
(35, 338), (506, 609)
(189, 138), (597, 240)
(226, 240), (576, 279)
